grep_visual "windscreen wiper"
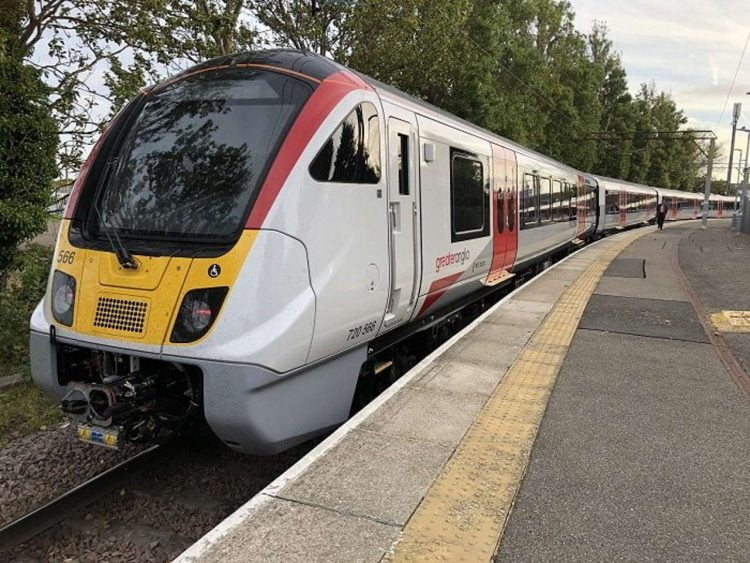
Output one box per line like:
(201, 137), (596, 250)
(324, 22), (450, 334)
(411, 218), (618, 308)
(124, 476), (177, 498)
(93, 160), (139, 270)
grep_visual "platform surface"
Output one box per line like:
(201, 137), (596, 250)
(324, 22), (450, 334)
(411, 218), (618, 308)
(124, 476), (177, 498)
(177, 220), (749, 563)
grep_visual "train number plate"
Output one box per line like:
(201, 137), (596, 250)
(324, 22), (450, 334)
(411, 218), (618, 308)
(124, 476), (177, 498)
(77, 423), (119, 449)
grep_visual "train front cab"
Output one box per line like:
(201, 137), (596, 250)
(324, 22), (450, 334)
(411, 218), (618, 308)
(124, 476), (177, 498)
(29, 54), (385, 455)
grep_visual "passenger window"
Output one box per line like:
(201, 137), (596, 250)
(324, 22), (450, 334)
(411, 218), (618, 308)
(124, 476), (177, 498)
(552, 180), (565, 221)
(606, 191), (619, 214)
(451, 149), (488, 241)
(521, 174), (538, 227)
(568, 183), (577, 220)
(309, 103), (381, 183)
(397, 133), (409, 195)
(539, 177), (552, 222)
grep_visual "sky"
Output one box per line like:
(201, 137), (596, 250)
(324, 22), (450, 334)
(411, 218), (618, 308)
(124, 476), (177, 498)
(42, 1), (749, 181)
(570, 0), (750, 180)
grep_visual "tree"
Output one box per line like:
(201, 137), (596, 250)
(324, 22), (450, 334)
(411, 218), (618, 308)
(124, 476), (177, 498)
(5, 0), (258, 176)
(253, 0), (353, 57)
(0, 51), (58, 276)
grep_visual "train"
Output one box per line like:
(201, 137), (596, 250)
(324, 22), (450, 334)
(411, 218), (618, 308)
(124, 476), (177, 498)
(30, 50), (736, 455)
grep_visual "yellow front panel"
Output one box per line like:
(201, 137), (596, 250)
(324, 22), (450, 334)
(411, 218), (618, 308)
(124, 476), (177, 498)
(54, 220), (258, 346)
(75, 249), (191, 344)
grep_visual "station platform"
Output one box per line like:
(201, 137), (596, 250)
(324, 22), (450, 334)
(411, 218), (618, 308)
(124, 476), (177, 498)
(176, 219), (749, 563)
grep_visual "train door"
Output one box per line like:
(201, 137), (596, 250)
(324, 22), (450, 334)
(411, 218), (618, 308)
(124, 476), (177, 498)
(383, 115), (420, 327)
(486, 145), (518, 285)
(577, 175), (587, 235)
(670, 198), (678, 219)
(718, 200), (724, 217)
(619, 190), (627, 225)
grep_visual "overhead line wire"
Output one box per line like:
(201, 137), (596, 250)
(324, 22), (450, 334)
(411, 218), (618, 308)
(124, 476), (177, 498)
(716, 31), (750, 126)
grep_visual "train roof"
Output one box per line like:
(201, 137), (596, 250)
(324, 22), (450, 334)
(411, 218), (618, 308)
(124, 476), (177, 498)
(156, 50), (716, 198)
(593, 175), (658, 194)
(657, 188), (707, 200)
(355, 70), (586, 177)
(148, 49), (346, 92)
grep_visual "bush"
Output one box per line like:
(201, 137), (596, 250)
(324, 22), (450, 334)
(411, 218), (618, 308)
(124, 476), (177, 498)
(0, 51), (58, 278)
(0, 243), (53, 376)
(0, 243), (60, 445)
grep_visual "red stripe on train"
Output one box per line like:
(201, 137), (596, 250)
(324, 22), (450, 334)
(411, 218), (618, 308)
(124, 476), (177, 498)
(417, 272), (464, 317)
(246, 70), (369, 229)
(63, 121), (115, 219)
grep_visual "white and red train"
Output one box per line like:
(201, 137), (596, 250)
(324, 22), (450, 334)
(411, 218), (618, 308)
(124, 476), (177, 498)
(31, 50), (735, 454)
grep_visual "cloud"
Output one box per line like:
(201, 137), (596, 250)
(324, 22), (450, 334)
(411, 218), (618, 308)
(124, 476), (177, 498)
(571, 0), (750, 158)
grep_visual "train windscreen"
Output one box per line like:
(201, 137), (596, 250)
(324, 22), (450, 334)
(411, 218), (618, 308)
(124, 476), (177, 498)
(92, 69), (311, 241)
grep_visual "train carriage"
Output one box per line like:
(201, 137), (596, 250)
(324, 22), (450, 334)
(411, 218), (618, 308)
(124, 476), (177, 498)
(28, 50), (722, 455)
(594, 176), (658, 233)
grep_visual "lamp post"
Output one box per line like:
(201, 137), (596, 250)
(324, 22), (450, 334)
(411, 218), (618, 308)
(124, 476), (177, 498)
(739, 126), (750, 177)
(732, 148), (743, 193)
(732, 126), (750, 232)
(725, 103), (742, 196)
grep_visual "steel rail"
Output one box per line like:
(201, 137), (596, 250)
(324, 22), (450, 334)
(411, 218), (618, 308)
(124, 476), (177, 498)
(0, 444), (162, 552)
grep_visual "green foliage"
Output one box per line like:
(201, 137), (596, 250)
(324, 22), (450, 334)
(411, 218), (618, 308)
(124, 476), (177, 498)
(0, 244), (53, 376)
(259, 0), (703, 190)
(0, 382), (62, 447)
(0, 52), (58, 276)
(7, 0), (707, 190)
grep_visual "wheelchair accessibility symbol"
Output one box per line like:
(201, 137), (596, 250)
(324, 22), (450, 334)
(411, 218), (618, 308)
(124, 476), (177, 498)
(208, 264), (221, 278)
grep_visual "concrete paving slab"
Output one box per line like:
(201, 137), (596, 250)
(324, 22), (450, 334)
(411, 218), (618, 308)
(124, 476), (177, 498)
(498, 329), (750, 562)
(512, 277), (572, 303)
(279, 429), (452, 526)
(594, 276), (688, 302)
(440, 337), (525, 369)
(537, 266), (585, 282)
(484, 308), (548, 331)
(469, 320), (536, 345)
(361, 387), (485, 446)
(198, 496), (399, 563)
(410, 358), (507, 397)
(503, 298), (554, 314)
(441, 324), (531, 368)
(594, 230), (689, 301)
(604, 258), (645, 278)
(579, 294), (708, 343)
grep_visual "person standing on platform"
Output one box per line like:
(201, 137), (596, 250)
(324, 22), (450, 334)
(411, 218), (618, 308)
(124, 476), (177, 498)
(657, 201), (668, 230)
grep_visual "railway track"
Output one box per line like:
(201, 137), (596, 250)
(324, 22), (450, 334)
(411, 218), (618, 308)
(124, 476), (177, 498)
(0, 437), (313, 562)
(0, 445), (161, 553)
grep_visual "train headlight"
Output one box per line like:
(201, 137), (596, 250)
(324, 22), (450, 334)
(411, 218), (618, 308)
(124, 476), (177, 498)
(51, 271), (76, 326)
(170, 287), (228, 343)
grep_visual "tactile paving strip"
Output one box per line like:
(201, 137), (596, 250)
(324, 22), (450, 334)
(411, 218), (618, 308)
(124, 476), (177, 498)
(709, 310), (750, 333)
(389, 231), (646, 563)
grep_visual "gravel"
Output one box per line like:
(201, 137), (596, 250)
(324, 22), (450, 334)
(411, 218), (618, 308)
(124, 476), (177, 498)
(1, 430), (315, 562)
(0, 422), (145, 526)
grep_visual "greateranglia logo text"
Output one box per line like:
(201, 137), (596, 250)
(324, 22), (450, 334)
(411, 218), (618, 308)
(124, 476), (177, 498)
(435, 249), (471, 272)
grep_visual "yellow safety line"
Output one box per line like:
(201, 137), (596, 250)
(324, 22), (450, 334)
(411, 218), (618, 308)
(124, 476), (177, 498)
(389, 230), (647, 563)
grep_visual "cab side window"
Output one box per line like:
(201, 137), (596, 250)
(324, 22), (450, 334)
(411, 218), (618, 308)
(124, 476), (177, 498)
(310, 103), (381, 183)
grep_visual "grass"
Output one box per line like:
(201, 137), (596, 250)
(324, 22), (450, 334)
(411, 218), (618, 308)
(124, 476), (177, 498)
(0, 243), (63, 447)
(0, 383), (62, 447)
